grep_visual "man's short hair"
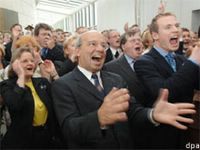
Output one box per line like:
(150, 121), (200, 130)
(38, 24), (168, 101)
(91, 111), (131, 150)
(149, 12), (176, 34)
(34, 23), (52, 36)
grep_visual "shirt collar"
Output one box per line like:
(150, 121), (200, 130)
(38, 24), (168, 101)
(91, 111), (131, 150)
(153, 45), (175, 57)
(110, 47), (118, 56)
(77, 65), (101, 81)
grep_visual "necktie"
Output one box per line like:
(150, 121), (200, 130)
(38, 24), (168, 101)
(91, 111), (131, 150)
(165, 53), (176, 72)
(115, 51), (119, 58)
(41, 48), (48, 58)
(91, 74), (105, 97)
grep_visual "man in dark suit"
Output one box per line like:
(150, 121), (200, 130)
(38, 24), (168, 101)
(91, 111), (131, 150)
(104, 31), (149, 105)
(134, 12), (200, 149)
(104, 31), (152, 148)
(51, 30), (196, 149)
(34, 23), (65, 63)
(105, 29), (121, 63)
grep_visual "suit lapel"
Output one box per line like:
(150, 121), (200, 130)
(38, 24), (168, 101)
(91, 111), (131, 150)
(150, 48), (174, 74)
(32, 78), (50, 108)
(73, 68), (104, 101)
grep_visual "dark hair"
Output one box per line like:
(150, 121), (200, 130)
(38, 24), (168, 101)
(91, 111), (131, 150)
(198, 26), (200, 38)
(120, 31), (138, 49)
(182, 28), (190, 32)
(34, 23), (52, 36)
(10, 23), (22, 32)
(149, 12), (176, 33)
(8, 46), (34, 79)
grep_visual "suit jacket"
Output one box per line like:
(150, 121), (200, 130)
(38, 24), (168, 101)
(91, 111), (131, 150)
(4, 41), (12, 62)
(134, 47), (200, 148)
(0, 78), (57, 148)
(105, 48), (114, 63)
(42, 44), (65, 62)
(52, 67), (153, 149)
(104, 55), (150, 105)
(54, 59), (76, 76)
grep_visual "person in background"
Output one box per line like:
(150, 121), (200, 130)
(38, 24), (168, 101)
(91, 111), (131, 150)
(34, 23), (65, 62)
(4, 23), (23, 62)
(105, 29), (121, 63)
(54, 35), (78, 76)
(0, 47), (61, 149)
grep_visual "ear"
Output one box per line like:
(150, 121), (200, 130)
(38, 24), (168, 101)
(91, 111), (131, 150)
(76, 48), (81, 57)
(151, 32), (159, 41)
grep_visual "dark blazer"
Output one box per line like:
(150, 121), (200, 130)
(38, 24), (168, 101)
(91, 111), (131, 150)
(104, 55), (150, 105)
(42, 44), (65, 62)
(134, 47), (200, 148)
(4, 41), (12, 62)
(54, 59), (76, 76)
(0, 78), (57, 149)
(105, 48), (114, 63)
(52, 67), (153, 149)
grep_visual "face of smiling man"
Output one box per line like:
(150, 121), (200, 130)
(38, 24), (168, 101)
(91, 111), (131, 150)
(77, 31), (107, 73)
(152, 15), (181, 52)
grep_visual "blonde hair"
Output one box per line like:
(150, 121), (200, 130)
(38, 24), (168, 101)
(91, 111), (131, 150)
(8, 46), (34, 79)
(15, 35), (40, 52)
(63, 35), (78, 58)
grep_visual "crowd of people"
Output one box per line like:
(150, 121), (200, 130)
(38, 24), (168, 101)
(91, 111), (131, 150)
(0, 11), (199, 149)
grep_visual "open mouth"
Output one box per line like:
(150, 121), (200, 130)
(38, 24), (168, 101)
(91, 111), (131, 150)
(92, 55), (102, 62)
(170, 37), (178, 45)
(135, 46), (141, 51)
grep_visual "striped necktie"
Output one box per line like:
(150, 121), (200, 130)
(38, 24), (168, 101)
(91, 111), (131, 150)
(165, 53), (176, 72)
(91, 74), (105, 97)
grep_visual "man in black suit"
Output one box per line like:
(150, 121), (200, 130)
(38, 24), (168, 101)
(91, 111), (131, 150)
(105, 29), (121, 63)
(104, 31), (152, 148)
(134, 12), (200, 149)
(34, 23), (65, 63)
(51, 30), (196, 149)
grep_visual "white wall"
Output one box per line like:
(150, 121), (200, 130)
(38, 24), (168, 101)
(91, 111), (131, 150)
(96, 0), (200, 33)
(96, 0), (135, 33)
(0, 0), (36, 29)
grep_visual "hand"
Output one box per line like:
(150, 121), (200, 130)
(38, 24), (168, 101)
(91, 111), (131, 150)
(153, 89), (196, 130)
(12, 59), (24, 78)
(189, 39), (200, 64)
(12, 59), (25, 87)
(98, 87), (130, 127)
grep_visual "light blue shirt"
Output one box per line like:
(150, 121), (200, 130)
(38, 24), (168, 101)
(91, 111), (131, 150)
(124, 54), (135, 71)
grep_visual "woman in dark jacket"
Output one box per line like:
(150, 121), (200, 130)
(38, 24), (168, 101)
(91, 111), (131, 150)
(0, 46), (59, 149)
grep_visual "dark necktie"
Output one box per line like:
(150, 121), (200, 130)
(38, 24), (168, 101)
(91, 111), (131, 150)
(115, 51), (119, 58)
(91, 74), (105, 97)
(165, 53), (176, 72)
(41, 48), (48, 58)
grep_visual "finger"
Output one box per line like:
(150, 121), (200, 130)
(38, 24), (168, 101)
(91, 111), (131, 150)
(111, 88), (129, 100)
(172, 121), (188, 130)
(176, 116), (194, 124)
(113, 112), (128, 122)
(176, 103), (195, 109)
(178, 109), (196, 115)
(112, 101), (129, 113)
(114, 93), (130, 104)
(158, 88), (169, 102)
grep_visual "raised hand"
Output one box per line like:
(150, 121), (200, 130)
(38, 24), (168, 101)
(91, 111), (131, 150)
(98, 87), (130, 127)
(12, 59), (25, 87)
(153, 89), (196, 130)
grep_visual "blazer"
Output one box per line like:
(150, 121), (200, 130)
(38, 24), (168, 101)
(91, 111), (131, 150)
(52, 67), (153, 149)
(42, 44), (65, 62)
(134, 47), (200, 148)
(105, 48), (114, 63)
(0, 77), (57, 148)
(104, 55), (151, 105)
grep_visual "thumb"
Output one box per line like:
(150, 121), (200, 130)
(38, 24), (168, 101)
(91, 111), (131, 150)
(158, 88), (169, 102)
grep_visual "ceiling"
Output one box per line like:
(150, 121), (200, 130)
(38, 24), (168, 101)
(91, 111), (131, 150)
(35, 0), (96, 15)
